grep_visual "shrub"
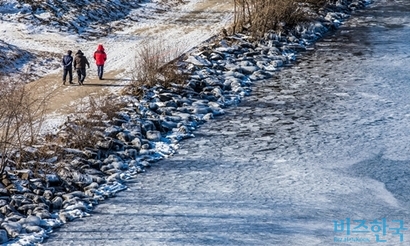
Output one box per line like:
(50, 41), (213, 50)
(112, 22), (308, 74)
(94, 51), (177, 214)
(0, 77), (50, 173)
(124, 39), (188, 97)
(232, 0), (331, 37)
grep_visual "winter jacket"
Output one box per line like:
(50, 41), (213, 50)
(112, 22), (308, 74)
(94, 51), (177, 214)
(62, 55), (73, 69)
(93, 44), (107, 66)
(73, 51), (90, 69)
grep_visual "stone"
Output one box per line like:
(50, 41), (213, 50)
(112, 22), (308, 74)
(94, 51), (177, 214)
(33, 208), (52, 219)
(190, 106), (210, 115)
(125, 148), (138, 159)
(0, 199), (7, 207)
(130, 137), (142, 149)
(17, 170), (32, 180)
(161, 121), (178, 131)
(58, 212), (69, 223)
(112, 161), (128, 170)
(96, 139), (114, 150)
(239, 65), (259, 75)
(185, 55), (212, 67)
(146, 130), (161, 141)
(1, 221), (22, 238)
(18, 204), (37, 213)
(63, 191), (85, 200)
(51, 196), (63, 210)
(24, 225), (43, 233)
(116, 131), (133, 142)
(112, 117), (128, 126)
(43, 190), (53, 200)
(19, 215), (41, 226)
(93, 176), (106, 184)
(84, 182), (99, 191)
(0, 188), (9, 196)
(0, 229), (8, 243)
(203, 113), (214, 121)
(33, 188), (44, 195)
(141, 120), (155, 134)
(45, 174), (60, 186)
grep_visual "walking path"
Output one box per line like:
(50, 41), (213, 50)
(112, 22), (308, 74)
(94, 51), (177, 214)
(44, 1), (410, 245)
(20, 0), (234, 131)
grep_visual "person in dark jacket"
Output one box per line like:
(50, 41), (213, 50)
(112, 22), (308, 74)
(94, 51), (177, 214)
(73, 50), (90, 85)
(93, 44), (107, 80)
(62, 50), (74, 85)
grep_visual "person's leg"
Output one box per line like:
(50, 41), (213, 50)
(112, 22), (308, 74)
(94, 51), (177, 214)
(81, 68), (86, 84)
(98, 65), (104, 79)
(63, 69), (67, 84)
(97, 65), (101, 79)
(68, 69), (73, 84)
(100, 65), (104, 79)
(77, 69), (82, 84)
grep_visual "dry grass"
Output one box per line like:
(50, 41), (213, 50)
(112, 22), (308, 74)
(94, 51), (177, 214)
(0, 76), (53, 173)
(232, 0), (331, 37)
(123, 39), (188, 97)
(55, 95), (127, 150)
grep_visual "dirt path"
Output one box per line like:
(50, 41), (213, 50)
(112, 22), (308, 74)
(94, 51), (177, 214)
(26, 70), (126, 117)
(24, 0), (233, 126)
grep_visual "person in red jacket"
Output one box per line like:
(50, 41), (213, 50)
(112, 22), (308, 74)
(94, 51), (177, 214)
(93, 44), (107, 80)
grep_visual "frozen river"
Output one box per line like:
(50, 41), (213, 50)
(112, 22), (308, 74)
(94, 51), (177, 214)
(44, 0), (410, 245)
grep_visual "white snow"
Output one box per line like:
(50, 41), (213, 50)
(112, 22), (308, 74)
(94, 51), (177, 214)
(0, 0), (232, 85)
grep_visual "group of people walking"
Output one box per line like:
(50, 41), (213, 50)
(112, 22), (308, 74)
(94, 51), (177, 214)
(62, 44), (107, 85)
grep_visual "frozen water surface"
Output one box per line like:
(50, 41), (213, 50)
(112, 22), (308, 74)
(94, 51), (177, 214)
(44, 1), (410, 245)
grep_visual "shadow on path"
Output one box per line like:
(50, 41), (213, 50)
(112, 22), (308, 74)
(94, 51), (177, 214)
(82, 83), (126, 87)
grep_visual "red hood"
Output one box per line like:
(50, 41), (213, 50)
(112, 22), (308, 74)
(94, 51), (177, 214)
(97, 44), (105, 51)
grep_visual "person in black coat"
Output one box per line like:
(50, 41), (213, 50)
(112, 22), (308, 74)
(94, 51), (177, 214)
(62, 50), (74, 85)
(73, 50), (90, 85)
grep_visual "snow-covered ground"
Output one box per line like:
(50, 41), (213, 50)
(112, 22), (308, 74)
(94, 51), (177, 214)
(0, 0), (232, 81)
(0, 0), (394, 245)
